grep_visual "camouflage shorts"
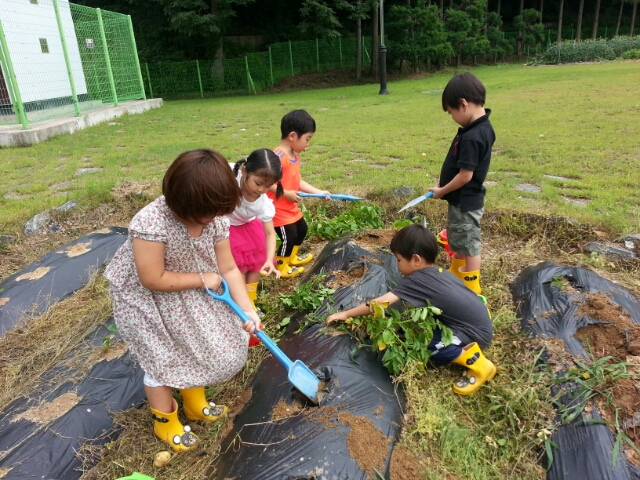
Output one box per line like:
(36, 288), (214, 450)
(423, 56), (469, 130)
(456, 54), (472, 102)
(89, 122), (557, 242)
(447, 204), (484, 257)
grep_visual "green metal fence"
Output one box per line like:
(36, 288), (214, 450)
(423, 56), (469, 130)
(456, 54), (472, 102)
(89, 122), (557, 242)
(0, 0), (145, 129)
(141, 37), (371, 100)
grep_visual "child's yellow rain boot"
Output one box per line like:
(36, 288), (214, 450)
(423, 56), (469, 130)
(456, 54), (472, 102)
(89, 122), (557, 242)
(461, 270), (482, 295)
(150, 400), (198, 452)
(448, 257), (467, 278)
(246, 282), (265, 318)
(451, 343), (496, 395)
(180, 387), (228, 422)
(276, 256), (304, 278)
(289, 245), (313, 266)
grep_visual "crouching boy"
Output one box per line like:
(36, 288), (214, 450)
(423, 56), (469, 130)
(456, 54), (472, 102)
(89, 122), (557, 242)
(327, 224), (495, 395)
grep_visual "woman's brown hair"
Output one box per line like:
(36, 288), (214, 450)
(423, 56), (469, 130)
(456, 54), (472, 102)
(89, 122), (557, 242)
(163, 149), (241, 222)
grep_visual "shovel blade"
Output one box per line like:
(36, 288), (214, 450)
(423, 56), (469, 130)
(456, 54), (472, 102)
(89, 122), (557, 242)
(397, 191), (434, 213)
(288, 360), (321, 404)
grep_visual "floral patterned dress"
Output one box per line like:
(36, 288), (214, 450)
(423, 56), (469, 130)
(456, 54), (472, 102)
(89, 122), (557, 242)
(104, 196), (249, 389)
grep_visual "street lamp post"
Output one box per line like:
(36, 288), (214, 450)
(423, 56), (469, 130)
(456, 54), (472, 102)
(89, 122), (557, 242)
(379, 0), (389, 95)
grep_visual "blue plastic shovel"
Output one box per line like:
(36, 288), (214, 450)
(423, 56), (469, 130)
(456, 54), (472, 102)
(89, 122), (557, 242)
(205, 280), (321, 404)
(397, 191), (434, 213)
(298, 192), (363, 201)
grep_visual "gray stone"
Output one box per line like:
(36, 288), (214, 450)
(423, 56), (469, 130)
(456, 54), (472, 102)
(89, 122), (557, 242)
(625, 234), (640, 249)
(484, 180), (497, 186)
(585, 242), (636, 260)
(56, 200), (77, 212)
(76, 168), (102, 175)
(421, 89), (444, 94)
(561, 196), (589, 206)
(370, 164), (386, 169)
(516, 183), (541, 193)
(0, 235), (17, 247)
(24, 211), (52, 236)
(392, 186), (415, 197)
(52, 181), (74, 189)
(544, 174), (570, 181)
(4, 193), (22, 200)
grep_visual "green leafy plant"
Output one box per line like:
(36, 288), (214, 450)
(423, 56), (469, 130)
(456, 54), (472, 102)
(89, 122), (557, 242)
(303, 204), (384, 240)
(101, 324), (119, 352)
(333, 301), (452, 375)
(547, 341), (640, 467)
(278, 274), (335, 312)
(620, 49), (640, 60)
(550, 274), (566, 290)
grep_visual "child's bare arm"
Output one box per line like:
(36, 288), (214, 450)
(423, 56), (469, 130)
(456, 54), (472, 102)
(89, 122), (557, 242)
(299, 180), (330, 195)
(429, 168), (473, 199)
(133, 238), (220, 292)
(327, 292), (400, 324)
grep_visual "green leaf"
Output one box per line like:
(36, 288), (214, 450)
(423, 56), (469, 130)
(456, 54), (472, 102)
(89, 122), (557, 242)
(107, 324), (119, 332)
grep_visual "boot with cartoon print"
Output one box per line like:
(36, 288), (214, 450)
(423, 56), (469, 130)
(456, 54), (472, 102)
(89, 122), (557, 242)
(180, 386), (228, 422)
(451, 343), (496, 396)
(289, 245), (313, 266)
(150, 399), (198, 452)
(275, 256), (304, 278)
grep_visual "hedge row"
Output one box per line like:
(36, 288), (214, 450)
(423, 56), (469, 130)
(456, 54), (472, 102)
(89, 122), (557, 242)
(537, 36), (640, 64)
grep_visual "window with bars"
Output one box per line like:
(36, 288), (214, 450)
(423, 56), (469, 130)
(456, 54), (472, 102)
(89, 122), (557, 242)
(39, 38), (49, 53)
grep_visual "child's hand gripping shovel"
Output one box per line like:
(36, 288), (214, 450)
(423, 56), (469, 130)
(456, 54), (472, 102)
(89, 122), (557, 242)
(298, 192), (363, 201)
(397, 191), (434, 213)
(205, 279), (321, 405)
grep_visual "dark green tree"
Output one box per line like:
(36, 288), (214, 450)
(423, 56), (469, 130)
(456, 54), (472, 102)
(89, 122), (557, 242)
(299, 0), (342, 39)
(513, 8), (544, 60)
(485, 11), (510, 63)
(336, 0), (375, 79)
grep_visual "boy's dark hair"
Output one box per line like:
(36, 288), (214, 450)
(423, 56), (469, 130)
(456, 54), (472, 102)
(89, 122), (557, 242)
(281, 109), (316, 139)
(441, 72), (486, 111)
(390, 224), (438, 264)
(163, 149), (241, 223)
(233, 148), (284, 199)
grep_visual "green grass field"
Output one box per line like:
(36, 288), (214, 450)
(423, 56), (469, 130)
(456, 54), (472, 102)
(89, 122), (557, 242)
(1, 61), (639, 234)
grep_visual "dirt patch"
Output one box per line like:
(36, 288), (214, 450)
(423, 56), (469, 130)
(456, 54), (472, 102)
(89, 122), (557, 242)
(337, 411), (390, 476)
(575, 293), (640, 359)
(0, 298), (9, 307)
(533, 338), (576, 373)
(110, 180), (160, 201)
(266, 68), (375, 94)
(271, 398), (307, 421)
(86, 342), (128, 365)
(374, 405), (384, 416)
(389, 444), (424, 479)
(356, 229), (396, 250)
(16, 267), (50, 281)
(13, 392), (81, 424)
(326, 264), (366, 289)
(59, 242), (92, 258)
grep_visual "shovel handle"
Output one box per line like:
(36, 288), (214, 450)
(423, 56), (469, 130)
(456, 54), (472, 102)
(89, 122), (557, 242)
(205, 280), (293, 370)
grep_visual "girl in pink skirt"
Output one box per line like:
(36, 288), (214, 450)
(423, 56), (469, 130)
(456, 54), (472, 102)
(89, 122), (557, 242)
(229, 149), (284, 320)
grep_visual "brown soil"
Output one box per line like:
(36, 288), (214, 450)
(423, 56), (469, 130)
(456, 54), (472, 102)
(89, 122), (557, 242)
(337, 411), (390, 476)
(575, 293), (640, 359)
(266, 68), (375, 94)
(532, 337), (576, 374)
(13, 392), (81, 424)
(356, 229), (396, 250)
(326, 264), (366, 289)
(270, 398), (306, 421)
(389, 445), (424, 480)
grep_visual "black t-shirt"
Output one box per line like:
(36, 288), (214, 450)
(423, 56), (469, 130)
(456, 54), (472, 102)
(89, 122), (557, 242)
(439, 109), (496, 212)
(391, 266), (493, 349)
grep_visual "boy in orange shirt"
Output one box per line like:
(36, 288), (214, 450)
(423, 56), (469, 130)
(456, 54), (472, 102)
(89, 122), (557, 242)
(267, 110), (330, 278)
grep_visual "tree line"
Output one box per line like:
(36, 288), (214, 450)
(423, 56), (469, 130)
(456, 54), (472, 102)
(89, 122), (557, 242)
(74, 0), (639, 72)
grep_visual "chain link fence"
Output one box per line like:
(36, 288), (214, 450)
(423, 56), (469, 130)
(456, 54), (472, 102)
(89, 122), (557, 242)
(141, 37), (372, 100)
(0, 0), (145, 129)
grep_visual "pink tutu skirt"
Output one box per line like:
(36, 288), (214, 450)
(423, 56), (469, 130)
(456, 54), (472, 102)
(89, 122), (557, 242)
(230, 218), (267, 273)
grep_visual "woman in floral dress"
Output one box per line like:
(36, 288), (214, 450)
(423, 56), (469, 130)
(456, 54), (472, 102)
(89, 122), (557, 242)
(105, 149), (262, 452)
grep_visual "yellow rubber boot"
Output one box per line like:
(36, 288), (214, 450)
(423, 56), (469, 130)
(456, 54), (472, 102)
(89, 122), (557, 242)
(180, 387), (228, 422)
(150, 400), (198, 452)
(451, 343), (496, 396)
(276, 256), (303, 278)
(246, 283), (258, 310)
(448, 257), (467, 278)
(289, 245), (313, 266)
(461, 270), (482, 295)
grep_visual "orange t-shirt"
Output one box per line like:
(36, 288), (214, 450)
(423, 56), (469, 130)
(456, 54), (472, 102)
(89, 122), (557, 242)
(267, 147), (303, 227)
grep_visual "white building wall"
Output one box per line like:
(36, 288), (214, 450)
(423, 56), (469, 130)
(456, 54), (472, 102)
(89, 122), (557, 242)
(0, 0), (87, 104)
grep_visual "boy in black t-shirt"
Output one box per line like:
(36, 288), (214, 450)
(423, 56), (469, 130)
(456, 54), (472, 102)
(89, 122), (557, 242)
(327, 224), (495, 396)
(428, 72), (496, 295)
